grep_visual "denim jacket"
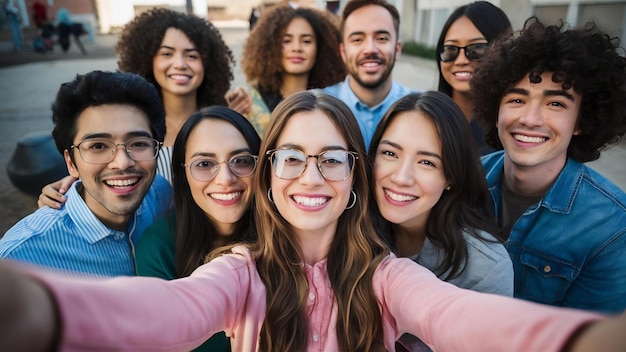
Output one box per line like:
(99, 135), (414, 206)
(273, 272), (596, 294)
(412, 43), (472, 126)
(482, 151), (626, 314)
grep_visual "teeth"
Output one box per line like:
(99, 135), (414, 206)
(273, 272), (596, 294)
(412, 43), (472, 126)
(293, 195), (328, 207)
(106, 178), (138, 187)
(362, 62), (379, 67)
(385, 189), (416, 202)
(454, 72), (471, 77)
(210, 192), (241, 201)
(170, 74), (189, 80)
(513, 134), (546, 143)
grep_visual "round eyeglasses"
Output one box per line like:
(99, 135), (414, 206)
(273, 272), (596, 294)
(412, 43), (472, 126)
(182, 155), (258, 182)
(70, 137), (161, 164)
(440, 43), (489, 62)
(267, 149), (358, 181)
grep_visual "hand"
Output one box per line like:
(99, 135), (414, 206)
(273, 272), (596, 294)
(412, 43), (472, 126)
(37, 175), (76, 209)
(0, 261), (57, 351)
(225, 86), (252, 116)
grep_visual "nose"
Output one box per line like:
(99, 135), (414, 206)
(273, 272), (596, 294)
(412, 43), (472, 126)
(518, 101), (545, 127)
(108, 145), (136, 170)
(172, 52), (188, 68)
(389, 159), (415, 186)
(213, 162), (237, 185)
(363, 37), (379, 54)
(454, 48), (470, 64)
(299, 157), (325, 185)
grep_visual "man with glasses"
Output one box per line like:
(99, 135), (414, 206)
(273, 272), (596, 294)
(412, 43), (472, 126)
(0, 71), (172, 277)
(323, 0), (414, 149)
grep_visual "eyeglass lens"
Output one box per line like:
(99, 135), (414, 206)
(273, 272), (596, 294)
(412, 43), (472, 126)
(74, 137), (159, 164)
(440, 43), (488, 62)
(188, 155), (257, 181)
(269, 149), (356, 181)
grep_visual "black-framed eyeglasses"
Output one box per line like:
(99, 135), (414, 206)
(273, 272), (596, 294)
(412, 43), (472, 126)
(440, 43), (489, 62)
(70, 137), (161, 164)
(266, 149), (358, 181)
(182, 154), (258, 182)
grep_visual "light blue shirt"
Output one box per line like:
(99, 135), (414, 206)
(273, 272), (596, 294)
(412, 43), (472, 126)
(323, 76), (414, 149)
(0, 175), (172, 277)
(483, 151), (626, 314)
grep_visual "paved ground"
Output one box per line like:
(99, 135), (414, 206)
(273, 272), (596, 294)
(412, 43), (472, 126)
(0, 23), (624, 234)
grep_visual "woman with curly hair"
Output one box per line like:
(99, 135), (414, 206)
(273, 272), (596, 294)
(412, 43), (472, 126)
(38, 8), (244, 206)
(115, 8), (235, 183)
(240, 4), (345, 136)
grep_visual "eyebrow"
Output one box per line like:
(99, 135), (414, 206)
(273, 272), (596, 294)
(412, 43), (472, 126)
(79, 131), (152, 141)
(277, 143), (348, 152)
(379, 140), (441, 160)
(444, 37), (486, 44)
(504, 87), (575, 102)
(348, 29), (391, 38)
(189, 147), (253, 159)
(158, 45), (199, 53)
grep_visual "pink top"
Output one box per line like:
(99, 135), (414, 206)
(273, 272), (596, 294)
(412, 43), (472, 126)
(38, 246), (601, 351)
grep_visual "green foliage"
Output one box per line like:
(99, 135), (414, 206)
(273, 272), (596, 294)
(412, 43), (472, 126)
(402, 41), (437, 60)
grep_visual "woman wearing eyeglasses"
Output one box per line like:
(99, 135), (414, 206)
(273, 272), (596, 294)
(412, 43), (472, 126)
(436, 1), (512, 155)
(134, 106), (260, 352)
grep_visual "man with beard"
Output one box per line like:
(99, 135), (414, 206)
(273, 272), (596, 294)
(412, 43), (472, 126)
(323, 0), (413, 148)
(0, 71), (172, 278)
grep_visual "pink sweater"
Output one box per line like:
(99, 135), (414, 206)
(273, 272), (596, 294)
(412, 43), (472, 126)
(38, 246), (600, 351)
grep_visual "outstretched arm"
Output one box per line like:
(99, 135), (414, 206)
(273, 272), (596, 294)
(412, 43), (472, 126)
(0, 261), (58, 351)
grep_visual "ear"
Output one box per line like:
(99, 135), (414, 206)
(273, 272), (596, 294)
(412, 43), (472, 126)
(573, 128), (582, 135)
(64, 149), (80, 179)
(396, 40), (402, 56)
(340, 42), (347, 63)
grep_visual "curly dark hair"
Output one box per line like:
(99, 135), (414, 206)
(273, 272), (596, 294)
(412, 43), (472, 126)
(472, 17), (626, 162)
(241, 5), (345, 94)
(116, 8), (234, 107)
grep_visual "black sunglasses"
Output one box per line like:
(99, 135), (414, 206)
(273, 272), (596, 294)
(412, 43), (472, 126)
(440, 43), (489, 62)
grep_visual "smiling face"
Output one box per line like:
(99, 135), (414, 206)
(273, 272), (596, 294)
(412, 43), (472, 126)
(497, 72), (582, 176)
(184, 119), (255, 236)
(65, 104), (157, 230)
(281, 17), (317, 77)
(270, 110), (353, 240)
(440, 16), (487, 97)
(340, 4), (401, 90)
(373, 111), (448, 232)
(152, 28), (204, 100)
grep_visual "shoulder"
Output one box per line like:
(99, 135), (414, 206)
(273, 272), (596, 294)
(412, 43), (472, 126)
(462, 230), (511, 265)
(0, 207), (71, 257)
(322, 79), (347, 96)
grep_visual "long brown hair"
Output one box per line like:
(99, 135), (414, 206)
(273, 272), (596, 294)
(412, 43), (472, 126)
(210, 90), (389, 350)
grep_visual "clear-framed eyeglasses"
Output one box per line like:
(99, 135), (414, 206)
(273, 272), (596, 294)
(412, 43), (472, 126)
(182, 154), (258, 182)
(266, 149), (358, 181)
(70, 137), (162, 164)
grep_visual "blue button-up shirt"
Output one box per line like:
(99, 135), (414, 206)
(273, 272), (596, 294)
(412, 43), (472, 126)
(0, 175), (172, 277)
(323, 76), (414, 149)
(482, 151), (626, 313)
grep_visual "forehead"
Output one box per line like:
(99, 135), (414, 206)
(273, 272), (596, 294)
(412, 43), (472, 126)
(186, 118), (248, 154)
(343, 4), (395, 37)
(286, 17), (314, 35)
(277, 110), (347, 151)
(382, 111), (441, 150)
(74, 104), (151, 137)
(444, 16), (484, 42)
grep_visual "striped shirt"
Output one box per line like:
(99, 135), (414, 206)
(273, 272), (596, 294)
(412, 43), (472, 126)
(157, 146), (173, 184)
(0, 175), (172, 277)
